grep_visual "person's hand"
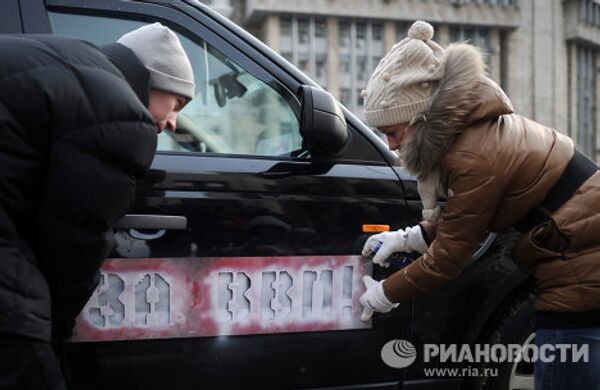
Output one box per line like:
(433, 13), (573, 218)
(359, 276), (399, 322)
(362, 226), (428, 267)
(362, 231), (407, 268)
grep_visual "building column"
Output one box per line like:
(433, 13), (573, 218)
(552, 0), (569, 134)
(383, 20), (395, 52)
(531, 0), (556, 127)
(507, 0), (534, 119)
(596, 50), (600, 163)
(263, 15), (280, 52)
(437, 24), (450, 46)
(568, 43), (578, 140)
(489, 29), (501, 84)
(327, 17), (339, 98)
(210, 0), (233, 18)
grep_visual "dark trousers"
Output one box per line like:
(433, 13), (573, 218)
(534, 327), (600, 390)
(0, 334), (66, 390)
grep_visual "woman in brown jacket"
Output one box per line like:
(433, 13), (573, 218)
(359, 21), (599, 389)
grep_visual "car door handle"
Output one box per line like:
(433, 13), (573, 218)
(114, 214), (188, 230)
(259, 170), (293, 178)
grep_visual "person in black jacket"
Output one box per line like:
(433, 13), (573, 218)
(0, 23), (195, 390)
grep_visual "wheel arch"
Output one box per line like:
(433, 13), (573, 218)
(463, 273), (536, 345)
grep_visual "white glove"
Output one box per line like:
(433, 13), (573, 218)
(361, 225), (428, 267)
(362, 231), (404, 268)
(359, 276), (399, 322)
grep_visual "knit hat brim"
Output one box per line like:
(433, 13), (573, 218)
(148, 66), (195, 100)
(365, 98), (429, 128)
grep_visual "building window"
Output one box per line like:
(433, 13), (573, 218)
(339, 53), (352, 89)
(298, 52), (310, 73)
(279, 16), (328, 87)
(580, 0), (600, 27)
(298, 18), (309, 45)
(297, 18), (311, 74)
(339, 22), (351, 49)
(337, 20), (385, 115)
(576, 45), (597, 159)
(314, 19), (328, 85)
(396, 22), (409, 42)
(449, 25), (492, 65)
(340, 88), (352, 108)
(372, 24), (383, 42)
(356, 88), (365, 108)
(339, 54), (351, 73)
(356, 55), (368, 84)
(356, 22), (367, 52)
(448, 0), (518, 5)
(316, 53), (327, 80)
(315, 19), (327, 40)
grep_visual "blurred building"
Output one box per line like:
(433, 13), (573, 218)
(229, 0), (600, 162)
(198, 0), (234, 18)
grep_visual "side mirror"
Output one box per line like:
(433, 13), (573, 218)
(299, 85), (348, 156)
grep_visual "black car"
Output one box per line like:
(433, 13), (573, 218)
(1, 1), (536, 389)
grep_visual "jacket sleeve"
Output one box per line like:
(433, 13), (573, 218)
(418, 221), (437, 245)
(0, 106), (53, 339)
(36, 120), (156, 338)
(384, 151), (508, 303)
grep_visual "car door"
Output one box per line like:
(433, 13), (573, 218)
(24, 1), (416, 388)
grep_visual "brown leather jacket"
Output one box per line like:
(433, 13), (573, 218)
(383, 43), (600, 312)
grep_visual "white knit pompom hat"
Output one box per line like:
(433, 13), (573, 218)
(118, 23), (195, 100)
(362, 21), (445, 128)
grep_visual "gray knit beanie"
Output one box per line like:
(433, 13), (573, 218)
(118, 23), (195, 100)
(362, 21), (445, 128)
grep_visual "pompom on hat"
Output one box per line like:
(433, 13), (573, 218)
(408, 20), (434, 41)
(362, 20), (445, 128)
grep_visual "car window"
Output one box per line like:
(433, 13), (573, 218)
(48, 12), (302, 157)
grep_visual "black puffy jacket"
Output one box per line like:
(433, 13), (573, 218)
(0, 35), (157, 341)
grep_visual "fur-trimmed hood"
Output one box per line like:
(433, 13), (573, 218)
(399, 43), (514, 181)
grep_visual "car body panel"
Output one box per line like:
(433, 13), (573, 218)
(72, 255), (371, 342)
